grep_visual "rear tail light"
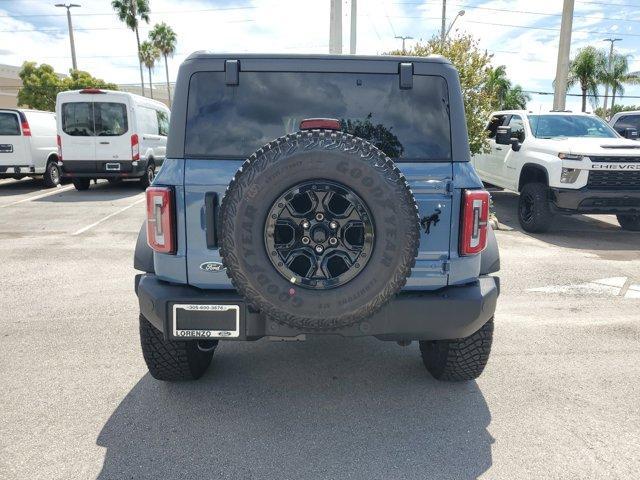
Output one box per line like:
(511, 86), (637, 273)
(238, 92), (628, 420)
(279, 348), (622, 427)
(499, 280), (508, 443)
(131, 134), (140, 161)
(79, 88), (105, 94)
(300, 118), (341, 131)
(460, 190), (490, 256)
(19, 112), (31, 136)
(146, 186), (176, 254)
(56, 135), (62, 161)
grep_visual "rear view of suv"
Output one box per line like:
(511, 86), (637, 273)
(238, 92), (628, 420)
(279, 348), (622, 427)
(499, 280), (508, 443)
(0, 109), (60, 187)
(56, 89), (170, 191)
(133, 54), (500, 383)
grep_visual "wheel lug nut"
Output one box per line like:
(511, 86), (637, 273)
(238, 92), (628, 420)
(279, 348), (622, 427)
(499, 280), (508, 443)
(302, 236), (310, 245)
(329, 237), (338, 246)
(302, 221), (310, 229)
(315, 212), (324, 221)
(330, 221), (338, 229)
(315, 244), (324, 253)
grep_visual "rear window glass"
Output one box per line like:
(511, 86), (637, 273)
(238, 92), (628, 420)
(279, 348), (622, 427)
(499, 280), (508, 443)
(137, 107), (159, 136)
(0, 112), (20, 136)
(62, 102), (128, 136)
(186, 71), (451, 161)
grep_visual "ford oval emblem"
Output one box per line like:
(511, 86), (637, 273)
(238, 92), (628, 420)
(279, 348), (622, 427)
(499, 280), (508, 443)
(200, 262), (226, 272)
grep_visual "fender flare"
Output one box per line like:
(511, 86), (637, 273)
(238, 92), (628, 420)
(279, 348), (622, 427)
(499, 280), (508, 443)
(480, 225), (500, 274)
(134, 222), (154, 273)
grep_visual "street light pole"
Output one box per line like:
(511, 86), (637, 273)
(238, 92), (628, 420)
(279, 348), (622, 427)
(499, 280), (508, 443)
(394, 35), (413, 55)
(55, 3), (80, 71)
(440, 0), (446, 48)
(444, 10), (465, 39)
(553, 0), (574, 112)
(602, 38), (622, 118)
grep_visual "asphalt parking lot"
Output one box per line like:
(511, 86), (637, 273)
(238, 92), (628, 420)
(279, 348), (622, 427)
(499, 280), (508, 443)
(0, 178), (639, 480)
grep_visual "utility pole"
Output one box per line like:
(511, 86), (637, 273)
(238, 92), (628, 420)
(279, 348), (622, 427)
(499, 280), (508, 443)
(329, 0), (342, 54)
(394, 35), (413, 55)
(440, 0), (446, 48)
(602, 38), (622, 118)
(55, 3), (81, 71)
(350, 0), (357, 54)
(553, 0), (574, 111)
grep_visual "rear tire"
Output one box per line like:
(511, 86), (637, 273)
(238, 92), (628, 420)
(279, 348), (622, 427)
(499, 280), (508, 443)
(139, 314), (216, 381)
(518, 182), (553, 233)
(139, 162), (155, 189)
(617, 214), (640, 231)
(419, 318), (494, 382)
(43, 161), (60, 188)
(72, 178), (91, 191)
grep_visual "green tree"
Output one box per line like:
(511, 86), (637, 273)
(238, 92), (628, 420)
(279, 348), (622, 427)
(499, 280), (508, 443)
(149, 22), (177, 104)
(487, 65), (530, 110)
(503, 84), (530, 110)
(139, 40), (160, 99)
(387, 34), (494, 155)
(601, 53), (640, 116)
(112, 0), (150, 96)
(595, 103), (640, 118)
(17, 62), (117, 111)
(341, 114), (404, 159)
(17, 62), (61, 111)
(567, 46), (607, 112)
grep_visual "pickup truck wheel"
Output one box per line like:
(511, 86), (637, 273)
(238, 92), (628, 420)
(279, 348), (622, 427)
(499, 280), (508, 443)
(219, 130), (420, 331)
(139, 314), (216, 381)
(419, 318), (494, 381)
(43, 161), (60, 188)
(616, 214), (640, 231)
(518, 182), (553, 233)
(72, 178), (91, 191)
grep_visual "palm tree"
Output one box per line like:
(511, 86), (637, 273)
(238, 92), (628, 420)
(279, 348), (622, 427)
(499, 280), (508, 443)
(149, 22), (177, 104)
(602, 53), (640, 114)
(112, 0), (150, 96)
(487, 65), (511, 109)
(139, 41), (159, 99)
(503, 85), (531, 110)
(567, 46), (607, 112)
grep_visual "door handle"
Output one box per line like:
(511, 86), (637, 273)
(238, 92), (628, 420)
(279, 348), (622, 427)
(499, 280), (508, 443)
(99, 141), (110, 145)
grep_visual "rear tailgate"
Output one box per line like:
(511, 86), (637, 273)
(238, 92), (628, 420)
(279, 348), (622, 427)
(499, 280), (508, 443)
(0, 111), (28, 171)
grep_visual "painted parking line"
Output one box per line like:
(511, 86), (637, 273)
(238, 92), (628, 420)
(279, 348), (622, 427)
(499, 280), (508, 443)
(71, 197), (145, 236)
(528, 277), (640, 299)
(0, 185), (74, 208)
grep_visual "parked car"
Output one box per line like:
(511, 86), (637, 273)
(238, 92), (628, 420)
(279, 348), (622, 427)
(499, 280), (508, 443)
(610, 110), (640, 139)
(56, 89), (170, 191)
(0, 108), (60, 187)
(472, 110), (640, 232)
(133, 53), (500, 383)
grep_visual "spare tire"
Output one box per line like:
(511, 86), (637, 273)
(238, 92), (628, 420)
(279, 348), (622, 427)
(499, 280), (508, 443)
(219, 129), (419, 330)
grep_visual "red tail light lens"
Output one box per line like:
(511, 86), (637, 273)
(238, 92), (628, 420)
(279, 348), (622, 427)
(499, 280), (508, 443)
(300, 118), (341, 131)
(80, 88), (105, 94)
(56, 135), (62, 161)
(146, 187), (176, 254)
(460, 190), (490, 256)
(131, 134), (140, 161)
(19, 112), (31, 136)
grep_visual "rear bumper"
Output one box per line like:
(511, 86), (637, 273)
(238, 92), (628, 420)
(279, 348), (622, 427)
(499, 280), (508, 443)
(550, 187), (640, 214)
(0, 165), (35, 176)
(135, 274), (499, 342)
(60, 159), (148, 179)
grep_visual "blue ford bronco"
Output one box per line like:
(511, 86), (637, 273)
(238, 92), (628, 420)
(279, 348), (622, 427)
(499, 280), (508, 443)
(134, 54), (500, 382)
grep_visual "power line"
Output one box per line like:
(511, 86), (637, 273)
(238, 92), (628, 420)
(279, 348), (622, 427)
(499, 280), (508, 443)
(0, 5), (257, 18)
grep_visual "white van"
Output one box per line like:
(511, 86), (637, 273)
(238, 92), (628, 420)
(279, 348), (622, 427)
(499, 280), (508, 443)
(56, 89), (170, 191)
(0, 109), (60, 187)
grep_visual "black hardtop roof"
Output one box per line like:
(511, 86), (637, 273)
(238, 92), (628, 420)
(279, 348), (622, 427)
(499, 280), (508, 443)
(185, 52), (450, 65)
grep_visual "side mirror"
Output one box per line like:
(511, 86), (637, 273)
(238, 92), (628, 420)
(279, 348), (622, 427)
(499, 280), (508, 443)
(495, 126), (512, 145)
(624, 127), (638, 140)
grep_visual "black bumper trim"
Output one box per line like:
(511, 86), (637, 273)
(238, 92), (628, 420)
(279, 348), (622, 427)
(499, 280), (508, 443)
(135, 274), (499, 342)
(550, 187), (640, 214)
(61, 159), (148, 179)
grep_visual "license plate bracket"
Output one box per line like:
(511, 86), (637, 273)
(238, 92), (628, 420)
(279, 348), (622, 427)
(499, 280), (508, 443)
(106, 163), (121, 171)
(0, 144), (13, 153)
(172, 304), (240, 339)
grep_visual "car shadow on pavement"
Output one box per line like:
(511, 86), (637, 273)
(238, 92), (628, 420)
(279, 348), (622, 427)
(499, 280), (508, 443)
(33, 180), (143, 203)
(97, 337), (493, 480)
(491, 191), (639, 252)
(0, 178), (49, 196)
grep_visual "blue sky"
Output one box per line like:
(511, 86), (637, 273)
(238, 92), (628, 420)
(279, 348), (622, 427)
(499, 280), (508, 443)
(1, 0), (640, 112)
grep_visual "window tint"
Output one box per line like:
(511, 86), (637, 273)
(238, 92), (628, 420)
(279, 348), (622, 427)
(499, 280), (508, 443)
(138, 107), (159, 135)
(507, 115), (525, 142)
(528, 115), (617, 138)
(613, 114), (640, 135)
(186, 71), (451, 161)
(0, 112), (20, 135)
(62, 102), (94, 136)
(486, 115), (507, 139)
(157, 110), (169, 136)
(94, 102), (127, 136)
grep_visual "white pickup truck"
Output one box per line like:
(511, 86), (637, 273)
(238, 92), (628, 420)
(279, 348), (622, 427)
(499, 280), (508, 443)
(472, 110), (640, 232)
